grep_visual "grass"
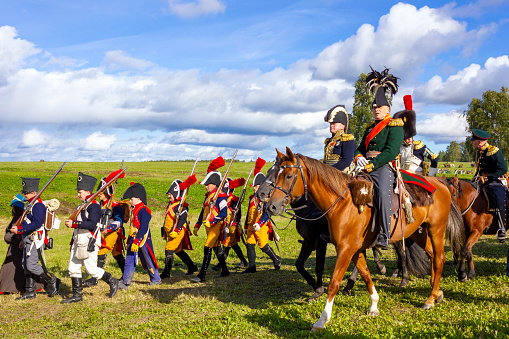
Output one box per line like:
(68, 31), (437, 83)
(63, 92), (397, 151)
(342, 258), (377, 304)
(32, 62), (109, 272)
(1, 161), (509, 338)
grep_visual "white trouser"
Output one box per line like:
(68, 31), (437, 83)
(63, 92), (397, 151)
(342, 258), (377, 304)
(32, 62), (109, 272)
(68, 243), (105, 279)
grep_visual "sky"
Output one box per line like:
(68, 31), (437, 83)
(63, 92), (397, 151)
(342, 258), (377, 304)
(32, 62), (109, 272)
(1, 0), (509, 162)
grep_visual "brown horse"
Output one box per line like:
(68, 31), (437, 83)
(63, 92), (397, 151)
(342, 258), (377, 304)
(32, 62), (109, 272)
(266, 148), (464, 331)
(445, 175), (507, 281)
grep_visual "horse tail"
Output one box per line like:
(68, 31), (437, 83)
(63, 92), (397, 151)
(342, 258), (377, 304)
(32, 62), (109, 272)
(445, 199), (466, 262)
(401, 238), (431, 277)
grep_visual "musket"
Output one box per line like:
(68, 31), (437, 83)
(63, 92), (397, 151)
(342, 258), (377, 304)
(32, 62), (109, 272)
(98, 161), (125, 230)
(171, 157), (199, 233)
(69, 167), (128, 221)
(226, 168), (253, 244)
(15, 162), (67, 228)
(205, 150), (238, 222)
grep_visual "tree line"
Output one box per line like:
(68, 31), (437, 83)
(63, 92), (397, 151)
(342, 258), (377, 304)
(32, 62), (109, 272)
(350, 73), (509, 163)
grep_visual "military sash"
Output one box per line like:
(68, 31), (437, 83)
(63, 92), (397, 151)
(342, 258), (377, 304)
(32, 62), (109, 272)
(365, 114), (391, 149)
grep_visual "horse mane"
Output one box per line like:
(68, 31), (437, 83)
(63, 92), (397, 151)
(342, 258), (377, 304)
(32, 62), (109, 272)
(296, 154), (352, 196)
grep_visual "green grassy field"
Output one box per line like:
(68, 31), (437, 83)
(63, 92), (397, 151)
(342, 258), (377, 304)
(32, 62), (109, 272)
(1, 161), (508, 338)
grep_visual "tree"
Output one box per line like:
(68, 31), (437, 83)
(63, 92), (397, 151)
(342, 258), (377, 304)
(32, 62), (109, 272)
(460, 140), (474, 162)
(443, 141), (462, 162)
(351, 73), (393, 144)
(437, 150), (446, 162)
(464, 87), (509, 159)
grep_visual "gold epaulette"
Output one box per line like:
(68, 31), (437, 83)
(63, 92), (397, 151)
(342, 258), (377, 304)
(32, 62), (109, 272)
(487, 144), (499, 157)
(413, 140), (424, 150)
(389, 118), (404, 127)
(340, 133), (354, 142)
(324, 137), (331, 145)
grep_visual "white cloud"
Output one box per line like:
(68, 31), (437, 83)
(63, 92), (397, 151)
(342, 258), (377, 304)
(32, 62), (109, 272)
(417, 111), (469, 143)
(168, 0), (226, 18)
(103, 50), (155, 71)
(308, 3), (478, 81)
(0, 26), (40, 85)
(21, 129), (49, 147)
(414, 55), (509, 105)
(81, 131), (117, 151)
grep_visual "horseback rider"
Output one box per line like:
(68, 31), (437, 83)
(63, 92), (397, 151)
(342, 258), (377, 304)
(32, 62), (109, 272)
(396, 95), (439, 177)
(354, 68), (404, 249)
(470, 129), (508, 242)
(323, 105), (356, 172)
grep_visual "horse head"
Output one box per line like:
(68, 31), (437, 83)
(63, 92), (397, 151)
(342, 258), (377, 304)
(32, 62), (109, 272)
(266, 147), (306, 216)
(255, 155), (281, 203)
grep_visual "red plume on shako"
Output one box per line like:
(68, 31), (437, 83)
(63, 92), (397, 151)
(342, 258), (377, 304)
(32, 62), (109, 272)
(97, 169), (126, 197)
(200, 157), (225, 186)
(252, 157), (266, 187)
(167, 174), (197, 200)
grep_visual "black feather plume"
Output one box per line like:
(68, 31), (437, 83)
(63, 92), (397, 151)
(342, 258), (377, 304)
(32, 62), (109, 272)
(365, 66), (399, 96)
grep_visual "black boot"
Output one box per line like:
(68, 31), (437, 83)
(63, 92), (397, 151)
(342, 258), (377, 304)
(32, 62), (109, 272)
(114, 254), (126, 274)
(212, 247), (230, 271)
(231, 244), (248, 269)
(215, 246), (230, 278)
(61, 277), (83, 303)
(496, 207), (507, 243)
(176, 250), (198, 275)
(16, 274), (36, 300)
(375, 233), (389, 250)
(160, 250), (174, 279)
(101, 271), (119, 298)
(242, 243), (257, 274)
(191, 247), (212, 283)
(261, 244), (281, 270)
(84, 254), (106, 287)
(40, 272), (60, 297)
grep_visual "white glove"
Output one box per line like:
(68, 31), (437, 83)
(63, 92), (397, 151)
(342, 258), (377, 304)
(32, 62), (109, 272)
(428, 167), (438, 177)
(356, 156), (368, 167)
(252, 223), (261, 232)
(224, 227), (230, 234)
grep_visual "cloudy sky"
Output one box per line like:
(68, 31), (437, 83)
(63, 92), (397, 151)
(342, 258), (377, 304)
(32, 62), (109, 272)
(1, 0), (508, 162)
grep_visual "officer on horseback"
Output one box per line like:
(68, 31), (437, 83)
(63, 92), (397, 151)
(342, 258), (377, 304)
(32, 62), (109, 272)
(471, 129), (508, 242)
(354, 68), (404, 249)
(323, 105), (356, 172)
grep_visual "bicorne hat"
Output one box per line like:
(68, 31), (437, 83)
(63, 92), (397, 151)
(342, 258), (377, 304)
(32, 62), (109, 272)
(122, 182), (147, 205)
(167, 179), (183, 200)
(21, 177), (40, 194)
(252, 157), (266, 187)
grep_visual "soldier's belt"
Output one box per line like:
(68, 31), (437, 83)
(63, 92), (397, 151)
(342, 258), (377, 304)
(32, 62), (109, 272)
(366, 151), (381, 159)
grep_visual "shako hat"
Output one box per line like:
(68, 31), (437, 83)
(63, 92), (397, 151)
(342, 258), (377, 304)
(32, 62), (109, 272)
(122, 182), (147, 205)
(11, 194), (27, 209)
(221, 177), (232, 195)
(392, 95), (416, 139)
(21, 177), (40, 194)
(365, 66), (399, 108)
(200, 157), (225, 187)
(76, 172), (97, 193)
(252, 157), (266, 187)
(97, 177), (114, 197)
(471, 129), (491, 141)
(167, 174), (197, 199)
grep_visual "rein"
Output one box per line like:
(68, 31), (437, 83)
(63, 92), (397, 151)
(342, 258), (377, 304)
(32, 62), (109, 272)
(451, 179), (480, 216)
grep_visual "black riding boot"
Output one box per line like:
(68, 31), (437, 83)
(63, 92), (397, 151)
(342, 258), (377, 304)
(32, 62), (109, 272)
(114, 254), (126, 274)
(215, 246), (230, 278)
(191, 247), (212, 283)
(16, 274), (36, 300)
(232, 243), (248, 269)
(61, 277), (83, 303)
(261, 244), (281, 270)
(83, 254), (106, 287)
(40, 272), (60, 297)
(176, 250), (198, 275)
(242, 243), (257, 273)
(160, 250), (174, 279)
(212, 247), (230, 271)
(101, 271), (119, 298)
(496, 207), (507, 242)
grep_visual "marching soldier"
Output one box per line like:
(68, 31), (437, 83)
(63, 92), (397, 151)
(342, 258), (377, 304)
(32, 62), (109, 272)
(160, 177), (198, 279)
(10, 178), (59, 300)
(211, 177), (249, 272)
(62, 172), (119, 303)
(192, 157), (230, 283)
(471, 129), (508, 242)
(242, 158), (281, 273)
(395, 95), (438, 176)
(323, 104), (356, 172)
(119, 183), (161, 289)
(354, 67), (404, 249)
(83, 176), (126, 287)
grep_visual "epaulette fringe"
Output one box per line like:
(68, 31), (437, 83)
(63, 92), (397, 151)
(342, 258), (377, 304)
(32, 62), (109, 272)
(340, 134), (355, 142)
(389, 118), (404, 127)
(487, 145), (499, 157)
(413, 140), (424, 150)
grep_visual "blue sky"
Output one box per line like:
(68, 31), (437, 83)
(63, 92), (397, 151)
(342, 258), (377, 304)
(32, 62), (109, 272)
(1, 0), (509, 162)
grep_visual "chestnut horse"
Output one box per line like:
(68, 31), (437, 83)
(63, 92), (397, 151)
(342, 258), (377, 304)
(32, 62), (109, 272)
(445, 175), (508, 281)
(266, 148), (464, 331)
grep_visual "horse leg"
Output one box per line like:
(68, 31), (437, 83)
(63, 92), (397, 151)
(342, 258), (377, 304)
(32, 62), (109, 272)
(352, 250), (380, 316)
(394, 240), (409, 288)
(295, 240), (321, 301)
(311, 238), (327, 302)
(312, 247), (355, 332)
(341, 250), (362, 296)
(423, 235), (445, 309)
(464, 230), (482, 281)
(372, 247), (386, 275)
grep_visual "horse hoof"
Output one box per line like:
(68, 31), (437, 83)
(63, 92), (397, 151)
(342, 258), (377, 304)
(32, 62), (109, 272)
(399, 281), (408, 289)
(458, 276), (468, 283)
(379, 266), (387, 275)
(341, 289), (352, 297)
(311, 326), (325, 333)
(422, 303), (434, 310)
(436, 291), (444, 304)
(367, 310), (380, 317)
